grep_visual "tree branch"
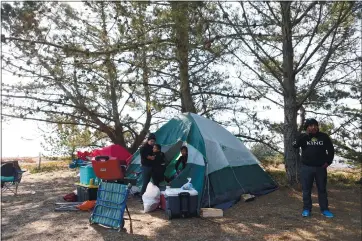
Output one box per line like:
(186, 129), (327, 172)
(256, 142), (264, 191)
(235, 134), (283, 155)
(292, 1), (318, 27)
(294, 3), (354, 75)
(1, 113), (100, 129)
(4, 36), (172, 56)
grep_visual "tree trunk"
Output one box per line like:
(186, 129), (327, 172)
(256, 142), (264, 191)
(171, 1), (197, 113)
(100, 2), (125, 147)
(126, 8), (153, 155)
(281, 2), (301, 186)
(283, 103), (301, 185)
(128, 46), (153, 154)
(111, 135), (126, 147)
(298, 105), (306, 133)
(70, 147), (75, 160)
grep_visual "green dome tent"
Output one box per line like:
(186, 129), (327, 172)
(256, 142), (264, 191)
(126, 113), (278, 208)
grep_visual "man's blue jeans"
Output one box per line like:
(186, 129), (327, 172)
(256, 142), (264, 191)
(140, 166), (153, 195)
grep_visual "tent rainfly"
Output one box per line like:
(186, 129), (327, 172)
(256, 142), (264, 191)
(126, 113), (278, 209)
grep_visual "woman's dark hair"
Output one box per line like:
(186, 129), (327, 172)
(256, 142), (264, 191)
(154, 144), (161, 151)
(180, 146), (188, 153)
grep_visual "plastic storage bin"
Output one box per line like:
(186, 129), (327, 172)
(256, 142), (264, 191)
(164, 188), (198, 219)
(80, 165), (97, 185)
(76, 184), (98, 202)
(92, 156), (126, 180)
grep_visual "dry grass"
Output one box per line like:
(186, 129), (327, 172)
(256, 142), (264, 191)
(1, 157), (37, 163)
(265, 164), (361, 187)
(327, 168), (361, 185)
(1, 167), (361, 241)
(21, 161), (70, 174)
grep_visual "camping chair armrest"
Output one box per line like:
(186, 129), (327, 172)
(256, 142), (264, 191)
(16, 170), (26, 175)
(14, 170), (25, 182)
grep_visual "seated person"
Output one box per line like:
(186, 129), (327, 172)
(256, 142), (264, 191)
(152, 144), (166, 187)
(175, 146), (188, 174)
(165, 146), (188, 183)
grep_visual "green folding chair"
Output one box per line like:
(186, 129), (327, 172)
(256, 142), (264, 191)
(1, 161), (26, 195)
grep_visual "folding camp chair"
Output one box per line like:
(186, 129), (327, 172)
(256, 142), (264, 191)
(90, 182), (133, 232)
(1, 161), (26, 195)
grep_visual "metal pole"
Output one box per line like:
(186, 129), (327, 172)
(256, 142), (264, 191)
(38, 152), (42, 169)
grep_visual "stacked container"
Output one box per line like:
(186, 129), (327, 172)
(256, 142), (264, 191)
(77, 165), (99, 201)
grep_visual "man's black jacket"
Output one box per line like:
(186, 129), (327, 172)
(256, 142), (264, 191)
(140, 143), (154, 167)
(293, 131), (335, 167)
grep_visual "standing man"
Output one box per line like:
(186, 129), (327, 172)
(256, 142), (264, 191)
(140, 133), (156, 196)
(293, 118), (335, 218)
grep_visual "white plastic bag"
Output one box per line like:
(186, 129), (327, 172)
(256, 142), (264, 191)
(142, 182), (160, 213)
(181, 177), (194, 190)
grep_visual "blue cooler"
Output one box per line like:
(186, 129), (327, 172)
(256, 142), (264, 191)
(164, 188), (198, 220)
(80, 165), (97, 185)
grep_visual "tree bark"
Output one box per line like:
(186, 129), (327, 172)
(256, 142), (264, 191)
(171, 1), (197, 113)
(281, 2), (301, 185)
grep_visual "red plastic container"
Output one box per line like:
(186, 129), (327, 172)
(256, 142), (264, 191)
(91, 156), (126, 180)
(91, 145), (131, 165)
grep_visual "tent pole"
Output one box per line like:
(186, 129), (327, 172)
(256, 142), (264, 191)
(207, 163), (211, 208)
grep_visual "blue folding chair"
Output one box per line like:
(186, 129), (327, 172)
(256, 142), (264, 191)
(89, 182), (133, 232)
(1, 161), (26, 195)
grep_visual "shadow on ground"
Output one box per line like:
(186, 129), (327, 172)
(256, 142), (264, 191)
(1, 170), (361, 241)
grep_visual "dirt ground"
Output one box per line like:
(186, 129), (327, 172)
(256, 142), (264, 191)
(1, 170), (361, 241)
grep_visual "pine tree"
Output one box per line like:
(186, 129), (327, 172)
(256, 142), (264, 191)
(218, 1), (360, 184)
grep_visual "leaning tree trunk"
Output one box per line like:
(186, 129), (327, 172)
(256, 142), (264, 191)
(171, 1), (197, 113)
(284, 100), (301, 185)
(128, 45), (153, 154)
(281, 2), (301, 186)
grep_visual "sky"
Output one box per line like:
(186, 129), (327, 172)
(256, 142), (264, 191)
(1, 2), (360, 158)
(1, 118), (44, 157)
